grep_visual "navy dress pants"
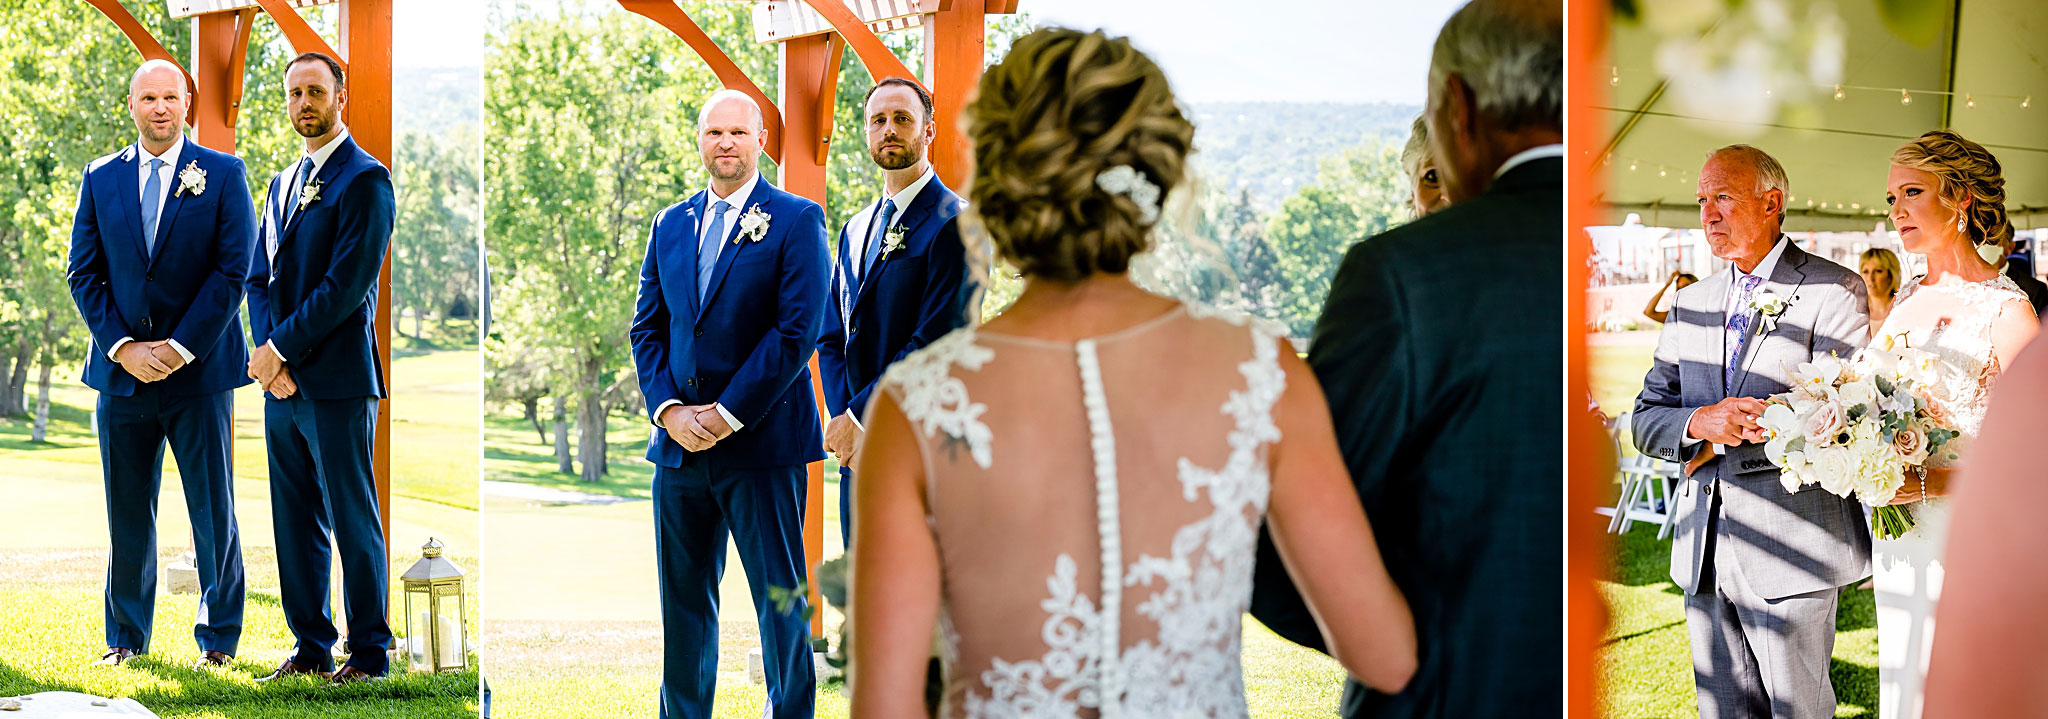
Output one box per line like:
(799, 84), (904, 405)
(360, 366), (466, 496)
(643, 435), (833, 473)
(266, 395), (391, 673)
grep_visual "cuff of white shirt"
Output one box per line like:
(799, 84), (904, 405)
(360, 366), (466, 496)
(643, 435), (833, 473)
(166, 340), (194, 364)
(652, 399), (685, 428)
(262, 340), (285, 365)
(108, 337), (133, 359)
(847, 410), (863, 431)
(1679, 407), (1727, 455)
(713, 403), (744, 432)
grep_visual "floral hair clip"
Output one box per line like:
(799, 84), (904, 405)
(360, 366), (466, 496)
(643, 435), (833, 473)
(1095, 165), (1161, 225)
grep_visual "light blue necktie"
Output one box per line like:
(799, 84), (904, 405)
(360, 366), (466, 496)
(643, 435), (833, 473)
(141, 158), (164, 255)
(1725, 273), (1764, 390)
(699, 200), (731, 303)
(860, 199), (897, 284)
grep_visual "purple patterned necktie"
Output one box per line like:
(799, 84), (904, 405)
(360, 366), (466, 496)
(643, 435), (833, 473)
(1725, 273), (1764, 390)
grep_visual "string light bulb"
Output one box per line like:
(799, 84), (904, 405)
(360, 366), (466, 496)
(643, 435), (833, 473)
(1610, 67), (1620, 86)
(1901, 89), (1912, 105)
(1834, 85), (1845, 101)
(2026, 96), (2033, 108)
(1966, 94), (1976, 109)
(1659, 167), (1668, 177)
(1629, 160), (1638, 171)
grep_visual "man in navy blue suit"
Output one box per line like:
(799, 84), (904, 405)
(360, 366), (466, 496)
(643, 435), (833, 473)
(66, 59), (253, 671)
(244, 52), (396, 685)
(631, 89), (829, 719)
(815, 78), (973, 547)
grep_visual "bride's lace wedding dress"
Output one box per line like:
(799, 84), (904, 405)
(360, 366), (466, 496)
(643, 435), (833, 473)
(1870, 274), (2032, 719)
(875, 304), (1285, 718)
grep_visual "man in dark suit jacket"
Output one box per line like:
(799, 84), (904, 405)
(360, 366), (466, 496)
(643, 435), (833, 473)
(816, 78), (974, 547)
(245, 53), (396, 684)
(67, 59), (253, 670)
(631, 90), (829, 719)
(1249, 1), (1563, 716)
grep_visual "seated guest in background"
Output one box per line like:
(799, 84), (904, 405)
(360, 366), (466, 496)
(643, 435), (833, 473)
(1861, 247), (1903, 329)
(1983, 234), (2048, 316)
(1640, 270), (1697, 324)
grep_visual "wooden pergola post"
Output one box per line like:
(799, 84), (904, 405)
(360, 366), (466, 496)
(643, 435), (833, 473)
(85, 0), (397, 573)
(620, 0), (1011, 639)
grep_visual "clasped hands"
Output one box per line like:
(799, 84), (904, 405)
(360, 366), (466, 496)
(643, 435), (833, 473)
(114, 340), (187, 383)
(661, 404), (734, 452)
(1681, 396), (1770, 476)
(823, 412), (863, 471)
(245, 345), (299, 398)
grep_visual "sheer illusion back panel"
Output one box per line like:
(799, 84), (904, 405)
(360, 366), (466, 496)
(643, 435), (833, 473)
(884, 308), (1275, 717)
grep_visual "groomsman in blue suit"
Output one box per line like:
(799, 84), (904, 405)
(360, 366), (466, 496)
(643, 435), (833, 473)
(816, 78), (973, 546)
(245, 52), (396, 684)
(66, 59), (253, 670)
(631, 90), (829, 719)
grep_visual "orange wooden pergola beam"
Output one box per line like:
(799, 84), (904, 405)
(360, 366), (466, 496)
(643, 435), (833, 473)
(812, 33), (845, 165)
(618, 0), (789, 164)
(798, 0), (918, 85)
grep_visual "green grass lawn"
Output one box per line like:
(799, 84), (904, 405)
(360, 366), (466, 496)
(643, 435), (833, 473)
(1591, 335), (1879, 718)
(482, 405), (1349, 717)
(0, 349), (482, 717)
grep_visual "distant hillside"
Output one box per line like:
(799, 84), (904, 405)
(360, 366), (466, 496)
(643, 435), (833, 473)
(396, 66), (481, 137)
(1186, 101), (1420, 209)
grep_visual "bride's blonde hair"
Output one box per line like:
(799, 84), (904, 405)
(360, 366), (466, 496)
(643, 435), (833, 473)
(1891, 130), (2011, 247)
(963, 28), (1194, 282)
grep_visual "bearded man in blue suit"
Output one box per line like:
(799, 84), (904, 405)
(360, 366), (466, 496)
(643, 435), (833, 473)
(244, 52), (396, 684)
(66, 59), (254, 671)
(815, 78), (974, 547)
(631, 89), (829, 719)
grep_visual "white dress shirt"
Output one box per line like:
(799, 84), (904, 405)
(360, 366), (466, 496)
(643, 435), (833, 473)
(844, 167), (935, 282)
(260, 127), (351, 366)
(1493, 143), (1564, 180)
(108, 135), (193, 363)
(1684, 235), (1791, 451)
(653, 173), (763, 434)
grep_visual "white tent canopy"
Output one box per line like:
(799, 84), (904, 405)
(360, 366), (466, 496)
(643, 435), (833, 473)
(1599, 0), (2048, 233)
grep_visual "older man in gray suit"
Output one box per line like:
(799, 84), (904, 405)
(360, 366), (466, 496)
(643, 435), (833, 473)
(1633, 145), (1872, 719)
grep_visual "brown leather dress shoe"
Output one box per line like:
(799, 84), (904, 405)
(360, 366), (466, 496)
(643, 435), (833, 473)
(256, 658), (331, 683)
(193, 651), (232, 670)
(93, 648), (138, 666)
(330, 665), (389, 684)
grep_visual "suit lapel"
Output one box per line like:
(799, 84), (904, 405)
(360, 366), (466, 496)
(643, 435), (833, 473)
(853, 180), (942, 309)
(678, 192), (707, 321)
(1707, 267), (1732, 399)
(696, 193), (757, 320)
(278, 137), (356, 248)
(1733, 244), (1810, 396)
(113, 146), (148, 264)
(148, 158), (193, 267)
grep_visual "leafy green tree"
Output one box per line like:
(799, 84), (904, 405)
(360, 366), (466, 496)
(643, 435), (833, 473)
(1262, 142), (1409, 337)
(394, 125), (482, 341)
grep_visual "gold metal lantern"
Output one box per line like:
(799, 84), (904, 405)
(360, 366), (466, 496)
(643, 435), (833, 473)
(400, 538), (468, 673)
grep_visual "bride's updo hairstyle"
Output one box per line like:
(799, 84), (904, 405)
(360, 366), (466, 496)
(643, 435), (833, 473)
(965, 28), (1194, 282)
(1891, 129), (2012, 247)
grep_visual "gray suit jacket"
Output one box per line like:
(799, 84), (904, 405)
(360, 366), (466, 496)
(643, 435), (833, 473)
(1632, 240), (1873, 599)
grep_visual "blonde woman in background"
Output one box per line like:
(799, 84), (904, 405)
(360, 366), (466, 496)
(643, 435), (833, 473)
(1861, 246), (1903, 330)
(1399, 114), (1450, 217)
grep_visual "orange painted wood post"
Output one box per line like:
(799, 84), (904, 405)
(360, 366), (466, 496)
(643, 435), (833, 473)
(189, 10), (253, 152)
(1567, 0), (1610, 714)
(925, 0), (985, 190)
(341, 0), (397, 569)
(781, 31), (839, 639)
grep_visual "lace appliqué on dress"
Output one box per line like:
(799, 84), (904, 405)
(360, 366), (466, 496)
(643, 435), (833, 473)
(885, 329), (998, 469)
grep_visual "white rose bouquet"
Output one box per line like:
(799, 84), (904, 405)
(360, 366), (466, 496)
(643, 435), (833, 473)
(1755, 348), (1958, 539)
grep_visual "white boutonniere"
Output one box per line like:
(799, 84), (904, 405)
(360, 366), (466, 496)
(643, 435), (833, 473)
(734, 204), (770, 244)
(881, 224), (907, 257)
(296, 178), (324, 212)
(1747, 290), (1790, 333)
(174, 160), (205, 197)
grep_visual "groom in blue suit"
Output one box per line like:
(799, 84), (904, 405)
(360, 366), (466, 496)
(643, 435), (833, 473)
(245, 53), (396, 684)
(816, 78), (973, 547)
(66, 59), (253, 670)
(631, 90), (829, 719)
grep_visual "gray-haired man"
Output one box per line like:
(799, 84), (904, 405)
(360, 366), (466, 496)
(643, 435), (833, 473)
(1634, 145), (1871, 719)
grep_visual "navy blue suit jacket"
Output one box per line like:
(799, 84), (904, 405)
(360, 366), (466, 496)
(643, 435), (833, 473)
(816, 176), (974, 420)
(632, 179), (830, 470)
(247, 136), (393, 401)
(67, 139), (255, 398)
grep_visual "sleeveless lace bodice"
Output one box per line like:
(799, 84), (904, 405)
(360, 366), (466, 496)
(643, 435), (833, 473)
(1874, 274), (2029, 468)
(877, 304), (1287, 719)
